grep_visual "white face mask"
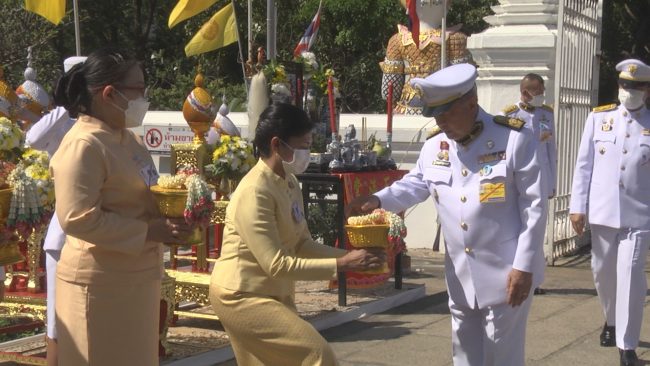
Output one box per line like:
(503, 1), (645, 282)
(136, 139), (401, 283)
(618, 88), (646, 110)
(280, 140), (311, 175)
(529, 93), (545, 107)
(112, 89), (150, 128)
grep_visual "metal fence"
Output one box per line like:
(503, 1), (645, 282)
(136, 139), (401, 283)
(546, 0), (604, 264)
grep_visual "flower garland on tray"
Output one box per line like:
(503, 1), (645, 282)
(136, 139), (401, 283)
(6, 163), (48, 238)
(347, 208), (407, 252)
(157, 172), (214, 228)
(183, 175), (214, 227)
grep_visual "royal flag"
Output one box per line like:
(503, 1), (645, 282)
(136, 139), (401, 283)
(184, 3), (238, 57)
(25, 0), (66, 25)
(168, 0), (217, 29)
(293, 0), (322, 58)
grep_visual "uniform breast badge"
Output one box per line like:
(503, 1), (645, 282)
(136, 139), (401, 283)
(479, 182), (506, 203)
(601, 119), (613, 132)
(478, 151), (506, 164)
(291, 201), (304, 223)
(479, 164), (493, 177)
(486, 140), (495, 150)
(643, 129), (650, 136)
(434, 141), (451, 167)
(540, 122), (553, 142)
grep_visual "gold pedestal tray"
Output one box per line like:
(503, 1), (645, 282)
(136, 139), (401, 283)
(345, 224), (390, 275)
(150, 185), (203, 247)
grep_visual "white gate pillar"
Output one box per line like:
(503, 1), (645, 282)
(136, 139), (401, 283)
(466, 0), (559, 113)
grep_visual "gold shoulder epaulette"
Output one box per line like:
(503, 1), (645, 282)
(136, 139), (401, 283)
(426, 125), (443, 140)
(493, 115), (525, 131)
(541, 104), (554, 112)
(501, 104), (519, 115)
(592, 103), (617, 113)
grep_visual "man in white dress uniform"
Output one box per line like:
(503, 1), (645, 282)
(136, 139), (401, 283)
(346, 63), (547, 366)
(569, 58), (650, 366)
(500, 73), (557, 296)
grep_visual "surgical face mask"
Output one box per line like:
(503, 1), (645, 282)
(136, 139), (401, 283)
(529, 93), (545, 108)
(112, 88), (150, 128)
(618, 88), (646, 110)
(279, 139), (311, 175)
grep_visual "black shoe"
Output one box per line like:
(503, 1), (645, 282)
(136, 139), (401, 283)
(600, 323), (616, 347)
(533, 287), (546, 295)
(619, 349), (638, 366)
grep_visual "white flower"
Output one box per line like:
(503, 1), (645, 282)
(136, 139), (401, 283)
(271, 83), (292, 96)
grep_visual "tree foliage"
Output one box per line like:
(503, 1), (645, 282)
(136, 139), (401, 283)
(0, 0), (646, 113)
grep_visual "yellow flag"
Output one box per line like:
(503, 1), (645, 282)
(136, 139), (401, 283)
(184, 3), (238, 57)
(168, 0), (217, 29)
(25, 0), (66, 25)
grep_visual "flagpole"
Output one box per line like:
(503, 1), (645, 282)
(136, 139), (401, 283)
(266, 0), (276, 60)
(73, 0), (81, 55)
(440, 0), (447, 68)
(247, 0), (253, 62)
(231, 0), (249, 91)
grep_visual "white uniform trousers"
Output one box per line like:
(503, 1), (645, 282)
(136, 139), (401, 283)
(449, 290), (533, 366)
(590, 224), (650, 350)
(45, 249), (61, 339)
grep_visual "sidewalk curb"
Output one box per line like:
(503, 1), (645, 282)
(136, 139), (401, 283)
(162, 284), (427, 366)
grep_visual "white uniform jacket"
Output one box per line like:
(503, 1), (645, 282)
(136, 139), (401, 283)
(25, 106), (75, 252)
(375, 107), (547, 308)
(500, 102), (557, 197)
(570, 105), (650, 229)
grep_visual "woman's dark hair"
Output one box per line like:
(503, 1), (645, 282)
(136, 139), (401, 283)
(254, 103), (315, 158)
(53, 48), (142, 118)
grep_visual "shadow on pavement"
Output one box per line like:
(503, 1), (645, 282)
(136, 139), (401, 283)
(323, 320), (412, 343)
(380, 291), (450, 315)
(542, 288), (598, 296)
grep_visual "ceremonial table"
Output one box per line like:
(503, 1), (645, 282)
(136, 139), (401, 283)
(296, 169), (408, 298)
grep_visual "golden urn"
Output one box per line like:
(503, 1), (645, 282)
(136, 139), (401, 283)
(150, 185), (203, 246)
(182, 73), (214, 145)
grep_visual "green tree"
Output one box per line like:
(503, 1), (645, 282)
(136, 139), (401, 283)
(598, 0), (650, 104)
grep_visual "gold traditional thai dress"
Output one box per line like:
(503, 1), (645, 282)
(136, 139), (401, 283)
(209, 160), (347, 366)
(50, 115), (162, 366)
(380, 24), (472, 115)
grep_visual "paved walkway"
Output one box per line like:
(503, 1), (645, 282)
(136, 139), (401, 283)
(219, 248), (650, 365)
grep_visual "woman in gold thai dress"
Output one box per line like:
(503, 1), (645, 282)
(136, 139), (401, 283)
(50, 48), (191, 366)
(209, 103), (385, 366)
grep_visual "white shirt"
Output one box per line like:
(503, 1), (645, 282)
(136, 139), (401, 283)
(500, 102), (557, 197)
(25, 106), (75, 251)
(570, 104), (650, 229)
(375, 107), (547, 309)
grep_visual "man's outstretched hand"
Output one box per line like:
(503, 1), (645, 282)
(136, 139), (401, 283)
(345, 195), (381, 218)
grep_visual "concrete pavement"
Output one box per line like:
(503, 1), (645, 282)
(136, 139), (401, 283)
(218, 248), (650, 365)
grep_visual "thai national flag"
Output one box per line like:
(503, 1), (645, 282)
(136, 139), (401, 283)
(293, 1), (322, 58)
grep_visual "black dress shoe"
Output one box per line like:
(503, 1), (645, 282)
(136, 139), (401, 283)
(533, 287), (546, 295)
(619, 349), (638, 366)
(600, 323), (616, 347)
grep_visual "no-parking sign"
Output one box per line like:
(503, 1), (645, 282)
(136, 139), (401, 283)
(143, 124), (195, 155)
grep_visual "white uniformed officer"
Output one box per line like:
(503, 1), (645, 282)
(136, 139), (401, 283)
(500, 73), (557, 199)
(569, 59), (650, 366)
(346, 63), (547, 366)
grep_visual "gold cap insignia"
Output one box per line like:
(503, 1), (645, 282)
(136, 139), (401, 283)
(629, 64), (638, 75)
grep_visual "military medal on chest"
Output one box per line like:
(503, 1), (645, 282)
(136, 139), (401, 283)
(601, 118), (613, 132)
(433, 141), (451, 167)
